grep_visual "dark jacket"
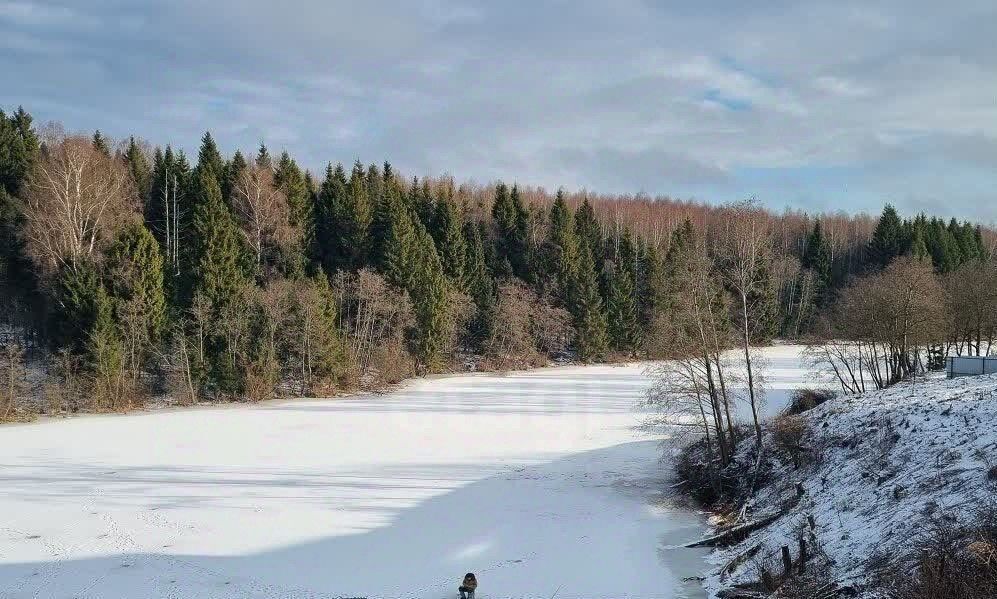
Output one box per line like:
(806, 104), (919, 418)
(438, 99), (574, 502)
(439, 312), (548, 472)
(461, 573), (477, 590)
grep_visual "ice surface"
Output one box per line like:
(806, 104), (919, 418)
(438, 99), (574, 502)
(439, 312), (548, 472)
(0, 346), (807, 598)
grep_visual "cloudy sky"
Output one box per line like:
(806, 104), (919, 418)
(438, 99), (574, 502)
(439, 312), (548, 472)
(2, 0), (996, 220)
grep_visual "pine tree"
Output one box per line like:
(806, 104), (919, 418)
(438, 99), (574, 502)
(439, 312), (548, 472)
(572, 243), (608, 361)
(867, 204), (905, 268)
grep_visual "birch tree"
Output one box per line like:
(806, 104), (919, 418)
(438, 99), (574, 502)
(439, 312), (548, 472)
(22, 136), (136, 275)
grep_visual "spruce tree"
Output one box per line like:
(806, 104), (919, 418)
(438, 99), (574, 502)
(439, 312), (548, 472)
(380, 182), (419, 289)
(867, 204), (905, 268)
(574, 198), (603, 267)
(315, 163), (348, 272)
(462, 221), (495, 345)
(572, 243), (608, 362)
(548, 190), (579, 304)
(123, 137), (152, 200)
(195, 132), (224, 182)
(92, 130), (111, 156)
(491, 183), (530, 279)
(222, 150), (247, 204)
(410, 227), (451, 369)
(606, 256), (640, 356)
(105, 223), (167, 346)
(273, 151), (313, 270)
(53, 262), (105, 353)
(191, 170), (247, 309)
(431, 192), (467, 285)
(801, 220), (832, 304)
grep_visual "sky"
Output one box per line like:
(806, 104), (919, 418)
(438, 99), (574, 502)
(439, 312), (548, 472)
(2, 0), (996, 221)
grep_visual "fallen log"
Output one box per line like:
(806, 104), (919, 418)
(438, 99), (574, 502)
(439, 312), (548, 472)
(684, 509), (786, 548)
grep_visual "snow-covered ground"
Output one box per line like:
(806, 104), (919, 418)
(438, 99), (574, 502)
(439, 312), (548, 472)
(706, 370), (997, 597)
(0, 346), (807, 599)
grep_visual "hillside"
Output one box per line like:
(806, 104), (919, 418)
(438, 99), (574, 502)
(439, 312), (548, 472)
(701, 372), (997, 598)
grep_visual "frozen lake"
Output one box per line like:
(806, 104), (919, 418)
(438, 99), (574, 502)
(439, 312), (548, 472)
(0, 346), (807, 598)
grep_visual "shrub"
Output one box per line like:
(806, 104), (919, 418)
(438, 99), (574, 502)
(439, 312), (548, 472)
(784, 387), (835, 415)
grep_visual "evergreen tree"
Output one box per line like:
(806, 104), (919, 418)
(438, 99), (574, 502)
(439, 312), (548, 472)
(191, 170), (247, 309)
(412, 178), (435, 229)
(743, 258), (779, 342)
(0, 108), (40, 326)
(52, 262), (105, 353)
(431, 192), (467, 284)
(195, 132), (224, 182)
(801, 220), (832, 304)
(105, 223), (167, 347)
(605, 240), (640, 356)
(636, 240), (666, 334)
(222, 150), (247, 204)
(572, 242), (608, 361)
(314, 163), (348, 272)
(342, 160), (373, 269)
(380, 182), (419, 289)
(867, 204), (905, 268)
(273, 151), (313, 269)
(410, 226), (451, 369)
(255, 142), (271, 168)
(462, 221), (495, 345)
(574, 198), (603, 267)
(92, 130), (111, 156)
(491, 183), (530, 279)
(123, 137), (152, 200)
(547, 190), (580, 303)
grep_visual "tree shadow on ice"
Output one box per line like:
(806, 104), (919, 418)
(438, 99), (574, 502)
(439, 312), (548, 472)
(0, 441), (709, 599)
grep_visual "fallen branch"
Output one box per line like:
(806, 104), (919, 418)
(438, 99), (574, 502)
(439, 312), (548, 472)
(685, 509), (786, 548)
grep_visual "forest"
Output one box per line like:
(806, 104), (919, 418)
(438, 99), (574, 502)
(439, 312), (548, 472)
(0, 105), (994, 420)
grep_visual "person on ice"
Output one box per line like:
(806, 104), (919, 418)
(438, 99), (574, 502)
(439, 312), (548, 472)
(458, 572), (477, 599)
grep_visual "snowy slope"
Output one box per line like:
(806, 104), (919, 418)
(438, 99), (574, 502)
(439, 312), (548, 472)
(704, 371), (997, 597)
(0, 346), (806, 599)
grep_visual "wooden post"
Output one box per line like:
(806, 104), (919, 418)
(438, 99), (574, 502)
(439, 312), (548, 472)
(782, 545), (792, 577)
(798, 538), (807, 574)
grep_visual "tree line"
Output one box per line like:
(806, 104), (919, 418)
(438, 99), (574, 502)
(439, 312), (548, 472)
(0, 105), (992, 419)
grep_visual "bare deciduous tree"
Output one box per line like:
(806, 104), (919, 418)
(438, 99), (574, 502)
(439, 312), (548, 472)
(0, 338), (26, 421)
(232, 164), (298, 271)
(22, 136), (137, 275)
(716, 200), (770, 450)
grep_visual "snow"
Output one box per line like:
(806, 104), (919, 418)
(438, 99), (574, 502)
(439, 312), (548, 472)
(0, 346), (808, 599)
(705, 369), (997, 597)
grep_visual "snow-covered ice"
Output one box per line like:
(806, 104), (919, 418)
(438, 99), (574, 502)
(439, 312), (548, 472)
(0, 346), (807, 599)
